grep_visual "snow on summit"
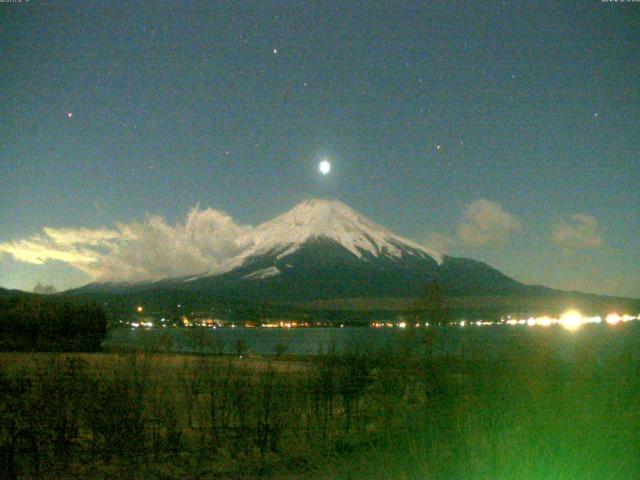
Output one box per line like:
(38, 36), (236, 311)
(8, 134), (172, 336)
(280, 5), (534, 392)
(226, 199), (442, 268)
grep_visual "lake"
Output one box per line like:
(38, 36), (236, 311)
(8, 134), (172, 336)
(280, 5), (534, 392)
(104, 322), (640, 359)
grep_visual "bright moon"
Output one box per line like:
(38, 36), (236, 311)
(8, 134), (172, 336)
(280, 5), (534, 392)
(319, 159), (331, 175)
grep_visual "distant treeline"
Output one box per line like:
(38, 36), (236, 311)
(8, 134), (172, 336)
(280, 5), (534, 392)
(0, 294), (107, 352)
(66, 283), (455, 326)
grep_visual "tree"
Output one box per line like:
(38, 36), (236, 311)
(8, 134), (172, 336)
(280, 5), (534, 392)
(33, 283), (57, 295)
(423, 282), (450, 325)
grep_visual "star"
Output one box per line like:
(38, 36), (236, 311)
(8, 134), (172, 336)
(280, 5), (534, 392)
(67, 112), (73, 118)
(593, 112), (599, 118)
(273, 48), (278, 54)
(436, 144), (441, 151)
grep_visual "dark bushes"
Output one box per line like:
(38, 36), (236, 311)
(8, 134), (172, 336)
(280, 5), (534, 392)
(0, 325), (639, 478)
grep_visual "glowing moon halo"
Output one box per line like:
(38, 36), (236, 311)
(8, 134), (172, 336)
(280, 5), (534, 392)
(319, 159), (331, 175)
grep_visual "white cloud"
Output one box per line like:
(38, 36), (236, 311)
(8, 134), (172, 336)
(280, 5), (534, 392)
(0, 235), (105, 265)
(424, 199), (521, 253)
(0, 206), (253, 282)
(456, 199), (521, 247)
(423, 232), (457, 254)
(42, 227), (126, 247)
(551, 213), (604, 251)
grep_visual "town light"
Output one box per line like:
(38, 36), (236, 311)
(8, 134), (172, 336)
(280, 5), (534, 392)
(560, 310), (583, 331)
(606, 313), (621, 325)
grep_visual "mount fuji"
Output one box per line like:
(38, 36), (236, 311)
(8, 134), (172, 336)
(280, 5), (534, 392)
(171, 198), (529, 301)
(74, 199), (534, 302)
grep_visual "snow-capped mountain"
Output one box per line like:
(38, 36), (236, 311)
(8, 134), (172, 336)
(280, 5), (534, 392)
(70, 198), (528, 301)
(178, 198), (442, 283)
(227, 198), (442, 268)
(161, 198), (524, 301)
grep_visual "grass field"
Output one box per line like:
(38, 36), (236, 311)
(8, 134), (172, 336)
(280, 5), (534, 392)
(1, 324), (639, 479)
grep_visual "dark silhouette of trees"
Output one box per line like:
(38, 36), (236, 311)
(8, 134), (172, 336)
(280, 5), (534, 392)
(32, 283), (57, 295)
(407, 282), (451, 326)
(423, 282), (450, 325)
(0, 295), (107, 352)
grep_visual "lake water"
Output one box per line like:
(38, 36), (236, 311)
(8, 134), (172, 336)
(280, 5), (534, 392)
(105, 323), (640, 359)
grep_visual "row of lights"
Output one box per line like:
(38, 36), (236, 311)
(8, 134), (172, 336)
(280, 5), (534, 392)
(500, 310), (638, 331)
(135, 305), (636, 332)
(372, 321), (432, 329)
(372, 311), (638, 331)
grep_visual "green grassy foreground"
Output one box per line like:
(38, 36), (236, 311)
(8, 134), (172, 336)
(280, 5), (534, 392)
(1, 324), (639, 479)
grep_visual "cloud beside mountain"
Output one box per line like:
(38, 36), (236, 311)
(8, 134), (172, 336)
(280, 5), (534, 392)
(0, 200), (608, 288)
(1, 199), (524, 282)
(457, 199), (522, 247)
(550, 214), (604, 251)
(425, 199), (522, 252)
(0, 206), (251, 282)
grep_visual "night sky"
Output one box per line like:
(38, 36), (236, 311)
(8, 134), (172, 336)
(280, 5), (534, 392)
(1, 1), (639, 296)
